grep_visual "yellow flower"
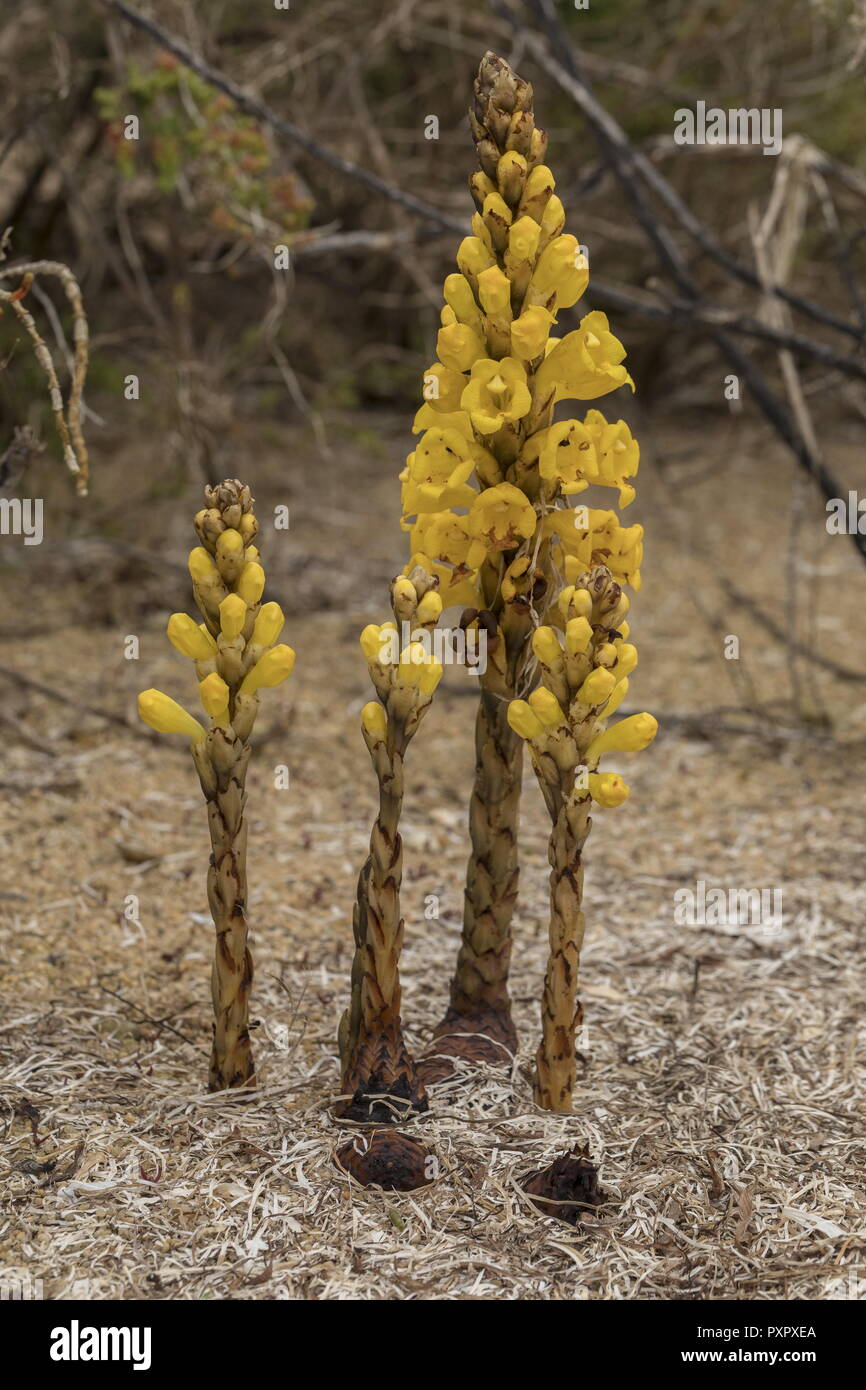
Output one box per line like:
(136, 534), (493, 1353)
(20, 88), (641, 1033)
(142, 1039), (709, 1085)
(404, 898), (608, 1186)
(504, 215), (541, 280)
(411, 403), (474, 439)
(519, 164), (556, 223)
(476, 264), (512, 319)
(601, 678), (629, 717)
(219, 593), (247, 640)
(528, 687), (565, 728)
(534, 311), (633, 404)
(235, 562), (265, 605)
(400, 429), (479, 517)
(443, 273), (483, 333)
(559, 585), (593, 620)
(529, 418), (597, 493)
(215, 528), (245, 580)
(612, 643), (638, 680)
(436, 321), (486, 374)
(511, 306), (556, 361)
(502, 554), (532, 601)
(138, 689), (205, 742)
(466, 482), (537, 568)
(461, 358), (532, 434)
(420, 362), (467, 415)
(167, 613), (217, 661)
(582, 409), (640, 507)
(529, 234), (589, 309)
(188, 546), (219, 584)
(199, 672), (230, 721)
(507, 698), (545, 741)
(240, 644), (296, 694)
(586, 711), (658, 760)
(565, 616), (593, 655)
(456, 235), (495, 280)
(578, 667), (616, 706)
(588, 772), (630, 808)
(396, 643), (442, 693)
(410, 511), (473, 570)
(416, 590), (443, 624)
(361, 701), (387, 740)
(251, 601), (284, 648)
(532, 625), (563, 667)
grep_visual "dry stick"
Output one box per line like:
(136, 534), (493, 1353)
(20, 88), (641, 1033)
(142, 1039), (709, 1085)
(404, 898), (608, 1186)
(504, 6), (866, 564)
(0, 260), (90, 493)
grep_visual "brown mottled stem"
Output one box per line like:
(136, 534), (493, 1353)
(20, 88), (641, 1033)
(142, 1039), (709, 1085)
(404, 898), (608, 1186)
(338, 732), (427, 1122)
(534, 792), (591, 1113)
(428, 688), (522, 1070)
(193, 727), (255, 1091)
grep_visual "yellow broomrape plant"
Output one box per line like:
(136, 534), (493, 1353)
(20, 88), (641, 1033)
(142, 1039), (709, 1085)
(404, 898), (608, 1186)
(398, 53), (647, 1083)
(138, 479), (295, 1092)
(337, 563), (443, 1121)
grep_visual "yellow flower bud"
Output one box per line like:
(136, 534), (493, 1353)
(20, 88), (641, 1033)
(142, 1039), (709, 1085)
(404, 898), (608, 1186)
(601, 678), (629, 718)
(507, 698), (545, 741)
(589, 772), (630, 808)
(138, 689), (205, 742)
(188, 546), (218, 583)
(417, 658), (444, 695)
(532, 625), (563, 667)
(239, 513), (258, 543)
(443, 273), (483, 330)
(416, 590), (443, 624)
(216, 528), (244, 569)
(397, 642), (428, 686)
(219, 593), (247, 640)
(565, 616), (592, 655)
(596, 642), (618, 668)
(251, 601), (284, 648)
(571, 588), (593, 618)
(477, 264), (512, 318)
(199, 672), (230, 720)
(511, 306), (555, 360)
(391, 576), (418, 618)
(236, 561), (265, 605)
(167, 613), (217, 661)
(457, 235), (495, 280)
(437, 321), (486, 373)
(578, 667), (616, 707)
(587, 711), (658, 760)
(360, 624), (385, 665)
(497, 150), (528, 203)
(528, 687), (565, 728)
(505, 214), (541, 273)
(612, 642), (638, 680)
(240, 644), (296, 694)
(361, 701), (387, 740)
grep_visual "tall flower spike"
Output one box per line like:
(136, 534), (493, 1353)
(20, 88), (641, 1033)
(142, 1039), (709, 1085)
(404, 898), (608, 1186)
(337, 563), (443, 1122)
(507, 565), (656, 1113)
(138, 479), (295, 1092)
(408, 53), (639, 1083)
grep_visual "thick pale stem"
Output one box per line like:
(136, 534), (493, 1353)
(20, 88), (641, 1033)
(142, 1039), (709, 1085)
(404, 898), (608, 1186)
(338, 747), (427, 1121)
(448, 689), (523, 1031)
(534, 795), (591, 1113)
(194, 730), (255, 1091)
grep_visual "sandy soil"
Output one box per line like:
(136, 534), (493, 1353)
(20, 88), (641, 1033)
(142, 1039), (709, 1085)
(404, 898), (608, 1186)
(0, 406), (864, 1300)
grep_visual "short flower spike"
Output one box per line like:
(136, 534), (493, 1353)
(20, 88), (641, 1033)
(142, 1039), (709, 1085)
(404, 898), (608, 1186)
(138, 479), (295, 1093)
